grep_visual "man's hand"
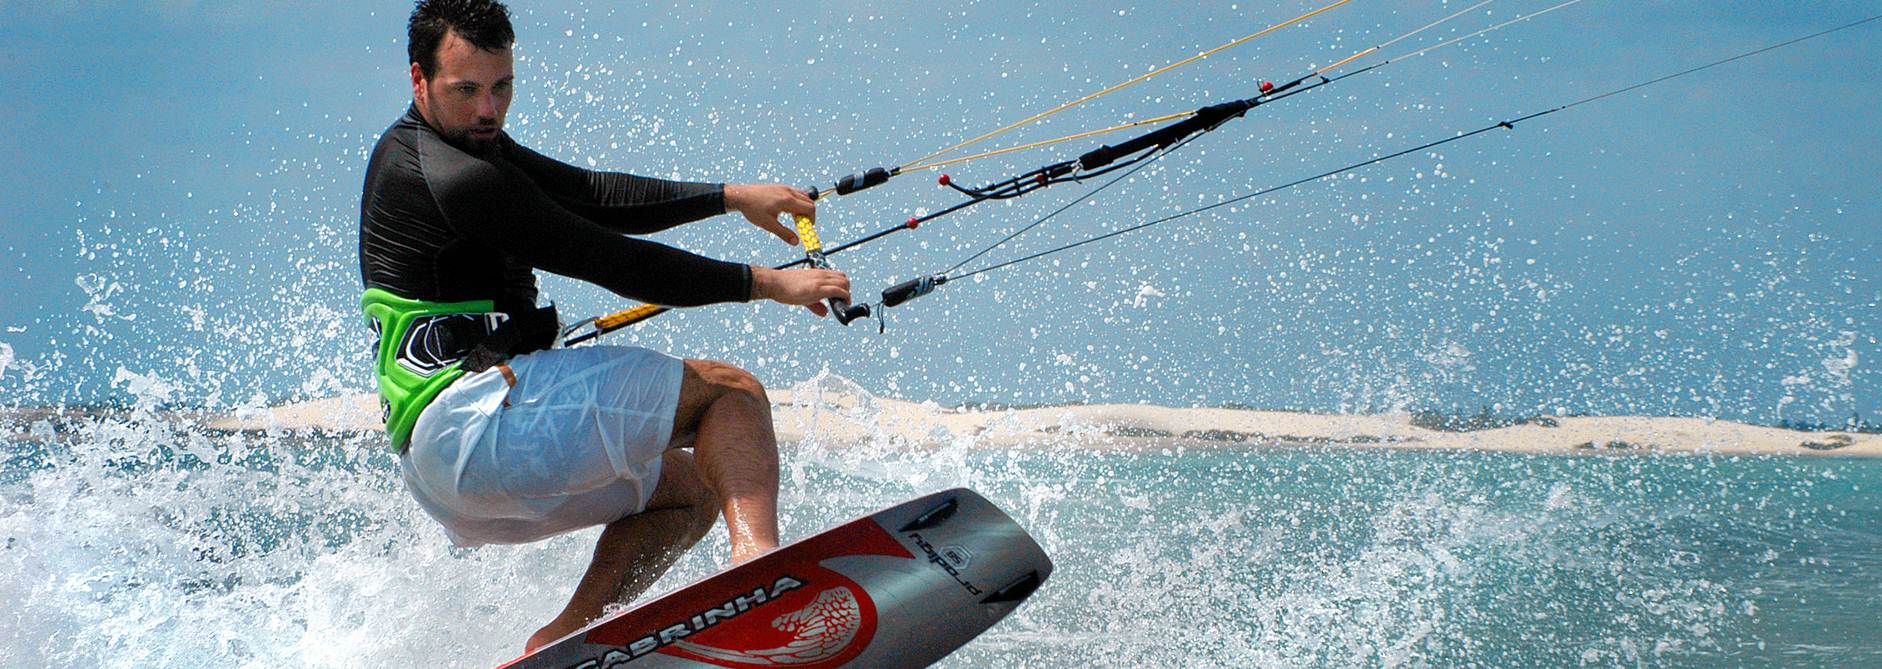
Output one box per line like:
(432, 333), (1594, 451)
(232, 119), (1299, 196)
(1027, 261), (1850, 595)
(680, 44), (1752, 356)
(725, 183), (813, 246)
(751, 266), (850, 318)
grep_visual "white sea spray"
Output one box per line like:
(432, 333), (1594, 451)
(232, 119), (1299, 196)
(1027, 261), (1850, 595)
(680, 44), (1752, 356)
(75, 274), (133, 323)
(111, 367), (177, 408)
(4, 2), (1878, 667)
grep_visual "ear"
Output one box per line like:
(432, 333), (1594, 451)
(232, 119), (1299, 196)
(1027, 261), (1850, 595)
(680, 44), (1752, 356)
(410, 62), (427, 106)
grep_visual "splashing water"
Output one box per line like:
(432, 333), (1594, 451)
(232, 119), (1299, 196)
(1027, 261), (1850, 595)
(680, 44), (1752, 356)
(5, 2), (1879, 668)
(4, 375), (1878, 668)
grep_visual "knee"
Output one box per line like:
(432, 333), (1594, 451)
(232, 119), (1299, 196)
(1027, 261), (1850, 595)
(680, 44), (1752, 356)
(719, 363), (766, 399)
(674, 359), (773, 440)
(697, 360), (766, 405)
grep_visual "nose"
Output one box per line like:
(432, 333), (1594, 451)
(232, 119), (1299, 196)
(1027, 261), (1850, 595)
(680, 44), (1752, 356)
(475, 92), (499, 120)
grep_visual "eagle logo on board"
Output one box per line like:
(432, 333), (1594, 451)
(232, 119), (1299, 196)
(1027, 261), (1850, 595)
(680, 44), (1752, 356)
(672, 587), (864, 666)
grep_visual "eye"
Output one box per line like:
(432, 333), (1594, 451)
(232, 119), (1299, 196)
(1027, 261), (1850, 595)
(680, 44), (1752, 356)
(494, 81), (512, 94)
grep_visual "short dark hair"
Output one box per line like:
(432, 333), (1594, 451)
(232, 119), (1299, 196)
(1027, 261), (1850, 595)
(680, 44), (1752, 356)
(408, 0), (515, 78)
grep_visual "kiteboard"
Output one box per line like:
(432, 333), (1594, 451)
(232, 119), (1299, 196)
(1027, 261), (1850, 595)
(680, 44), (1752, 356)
(498, 487), (1053, 669)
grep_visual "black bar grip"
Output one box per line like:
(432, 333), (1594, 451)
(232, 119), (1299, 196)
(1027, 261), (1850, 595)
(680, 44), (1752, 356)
(881, 275), (947, 308)
(828, 297), (870, 325)
(835, 167), (893, 195)
(1078, 100), (1251, 170)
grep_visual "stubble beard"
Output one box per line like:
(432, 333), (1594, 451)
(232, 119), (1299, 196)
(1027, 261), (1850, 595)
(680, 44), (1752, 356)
(424, 97), (502, 153)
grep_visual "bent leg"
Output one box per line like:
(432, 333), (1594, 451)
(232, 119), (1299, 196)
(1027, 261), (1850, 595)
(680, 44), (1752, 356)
(527, 449), (718, 651)
(522, 357), (782, 652)
(669, 359), (781, 564)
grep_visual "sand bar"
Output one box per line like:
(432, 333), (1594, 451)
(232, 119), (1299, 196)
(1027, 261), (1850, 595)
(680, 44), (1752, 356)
(157, 389), (1882, 458)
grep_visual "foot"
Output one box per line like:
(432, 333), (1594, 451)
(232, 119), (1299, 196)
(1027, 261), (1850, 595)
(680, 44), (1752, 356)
(730, 542), (778, 565)
(526, 618), (577, 654)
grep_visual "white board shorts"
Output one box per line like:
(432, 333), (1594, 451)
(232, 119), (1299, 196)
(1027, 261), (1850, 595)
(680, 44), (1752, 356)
(399, 345), (684, 547)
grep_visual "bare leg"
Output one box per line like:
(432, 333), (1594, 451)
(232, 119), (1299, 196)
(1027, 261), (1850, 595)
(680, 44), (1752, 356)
(523, 360), (781, 651)
(526, 450), (716, 651)
(672, 360), (781, 564)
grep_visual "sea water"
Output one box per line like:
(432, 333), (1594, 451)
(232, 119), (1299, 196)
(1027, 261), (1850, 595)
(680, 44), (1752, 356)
(2, 400), (1876, 668)
(8, 2), (1880, 667)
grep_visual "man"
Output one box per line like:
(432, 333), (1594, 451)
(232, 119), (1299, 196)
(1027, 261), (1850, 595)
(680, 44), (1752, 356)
(357, 0), (849, 650)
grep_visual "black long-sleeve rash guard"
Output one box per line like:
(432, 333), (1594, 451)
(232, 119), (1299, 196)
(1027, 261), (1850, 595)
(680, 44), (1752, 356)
(358, 106), (752, 315)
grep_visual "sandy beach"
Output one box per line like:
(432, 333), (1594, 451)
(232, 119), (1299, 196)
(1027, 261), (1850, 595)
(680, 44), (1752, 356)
(183, 389), (1882, 458)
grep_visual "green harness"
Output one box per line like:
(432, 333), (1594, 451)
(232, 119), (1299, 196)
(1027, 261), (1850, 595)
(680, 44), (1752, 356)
(361, 287), (495, 451)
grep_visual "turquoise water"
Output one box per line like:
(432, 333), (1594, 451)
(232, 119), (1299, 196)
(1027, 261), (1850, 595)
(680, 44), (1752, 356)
(5, 3), (1879, 667)
(947, 448), (1882, 667)
(2, 408), (1876, 667)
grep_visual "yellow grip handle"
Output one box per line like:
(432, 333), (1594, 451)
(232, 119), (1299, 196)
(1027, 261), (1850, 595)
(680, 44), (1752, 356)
(793, 214), (824, 253)
(594, 303), (664, 330)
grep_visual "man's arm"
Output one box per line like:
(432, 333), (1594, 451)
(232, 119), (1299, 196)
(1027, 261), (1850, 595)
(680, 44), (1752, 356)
(437, 159), (749, 307)
(500, 135), (725, 234)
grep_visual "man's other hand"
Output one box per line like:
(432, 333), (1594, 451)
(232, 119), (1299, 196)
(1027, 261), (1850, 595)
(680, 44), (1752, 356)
(750, 266), (850, 318)
(725, 183), (813, 246)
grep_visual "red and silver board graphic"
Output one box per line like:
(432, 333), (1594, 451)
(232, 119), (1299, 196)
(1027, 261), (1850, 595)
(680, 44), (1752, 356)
(671, 585), (864, 666)
(498, 488), (1052, 669)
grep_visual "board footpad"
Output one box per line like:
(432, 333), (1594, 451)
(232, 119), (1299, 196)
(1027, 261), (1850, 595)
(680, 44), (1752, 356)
(981, 570), (1044, 604)
(896, 497), (960, 532)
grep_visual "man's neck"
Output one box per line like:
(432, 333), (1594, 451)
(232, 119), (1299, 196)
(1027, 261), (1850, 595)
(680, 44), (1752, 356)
(409, 103), (442, 134)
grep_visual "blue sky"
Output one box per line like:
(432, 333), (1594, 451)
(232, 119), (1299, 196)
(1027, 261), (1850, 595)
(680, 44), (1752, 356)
(1, 1), (1877, 423)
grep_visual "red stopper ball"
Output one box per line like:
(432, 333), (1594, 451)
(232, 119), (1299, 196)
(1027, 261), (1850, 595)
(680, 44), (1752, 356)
(1259, 81), (1275, 93)
(905, 216), (921, 229)
(937, 173), (952, 186)
(1034, 173), (1048, 185)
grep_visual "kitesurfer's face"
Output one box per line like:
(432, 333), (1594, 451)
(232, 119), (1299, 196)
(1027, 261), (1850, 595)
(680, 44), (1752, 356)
(412, 29), (513, 152)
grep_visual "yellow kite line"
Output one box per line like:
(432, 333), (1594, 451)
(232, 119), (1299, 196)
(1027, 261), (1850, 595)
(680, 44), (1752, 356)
(898, 0), (1519, 175)
(896, 0), (1354, 173)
